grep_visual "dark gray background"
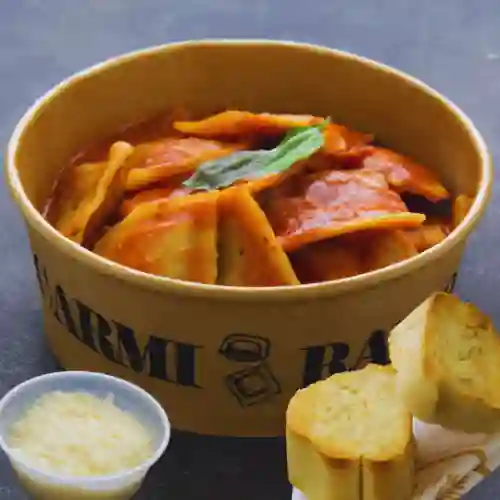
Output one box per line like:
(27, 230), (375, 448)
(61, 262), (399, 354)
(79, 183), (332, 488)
(1, 1), (499, 498)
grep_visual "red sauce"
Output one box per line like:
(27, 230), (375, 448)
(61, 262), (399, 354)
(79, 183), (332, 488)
(45, 108), (453, 286)
(263, 169), (425, 252)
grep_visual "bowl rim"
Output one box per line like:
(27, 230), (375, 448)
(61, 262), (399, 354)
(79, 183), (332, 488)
(0, 370), (171, 487)
(5, 38), (493, 301)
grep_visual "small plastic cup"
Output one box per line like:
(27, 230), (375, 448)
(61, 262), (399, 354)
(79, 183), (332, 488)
(0, 371), (171, 499)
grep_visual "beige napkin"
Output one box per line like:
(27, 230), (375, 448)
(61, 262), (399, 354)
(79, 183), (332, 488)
(292, 419), (500, 500)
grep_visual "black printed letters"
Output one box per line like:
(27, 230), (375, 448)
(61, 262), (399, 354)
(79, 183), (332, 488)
(33, 255), (201, 388)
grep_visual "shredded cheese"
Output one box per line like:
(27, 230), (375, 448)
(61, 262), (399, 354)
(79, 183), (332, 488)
(8, 391), (153, 477)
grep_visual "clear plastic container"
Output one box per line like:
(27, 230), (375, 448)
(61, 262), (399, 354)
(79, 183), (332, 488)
(0, 371), (171, 499)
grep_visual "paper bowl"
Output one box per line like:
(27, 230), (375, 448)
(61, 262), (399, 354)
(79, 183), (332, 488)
(5, 40), (492, 437)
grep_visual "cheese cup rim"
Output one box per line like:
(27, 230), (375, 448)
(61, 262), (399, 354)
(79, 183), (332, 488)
(0, 370), (171, 487)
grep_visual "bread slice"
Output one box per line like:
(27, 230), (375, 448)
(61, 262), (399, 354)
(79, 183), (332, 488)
(286, 364), (414, 500)
(389, 292), (500, 433)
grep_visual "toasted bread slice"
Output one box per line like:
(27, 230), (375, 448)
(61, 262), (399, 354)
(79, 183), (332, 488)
(389, 292), (500, 433)
(286, 364), (414, 500)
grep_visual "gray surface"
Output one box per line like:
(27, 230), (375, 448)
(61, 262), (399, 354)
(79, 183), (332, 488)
(1, 0), (500, 498)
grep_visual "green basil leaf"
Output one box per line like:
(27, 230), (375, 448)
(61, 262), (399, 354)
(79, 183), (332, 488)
(261, 120), (329, 176)
(183, 119), (329, 191)
(182, 150), (270, 191)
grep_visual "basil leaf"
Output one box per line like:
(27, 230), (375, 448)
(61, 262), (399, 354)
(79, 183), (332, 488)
(183, 151), (270, 191)
(261, 120), (328, 176)
(183, 119), (329, 191)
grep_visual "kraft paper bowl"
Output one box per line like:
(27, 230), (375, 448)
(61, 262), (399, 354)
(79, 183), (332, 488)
(5, 40), (492, 437)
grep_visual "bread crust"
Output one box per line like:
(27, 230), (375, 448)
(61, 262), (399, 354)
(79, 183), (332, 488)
(362, 438), (415, 500)
(389, 292), (500, 433)
(287, 428), (360, 500)
(286, 365), (414, 500)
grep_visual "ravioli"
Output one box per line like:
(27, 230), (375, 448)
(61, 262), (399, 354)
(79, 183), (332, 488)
(120, 174), (193, 217)
(174, 110), (319, 137)
(124, 137), (248, 191)
(54, 141), (134, 247)
(47, 161), (106, 227)
(262, 169), (426, 252)
(363, 230), (419, 272)
(174, 110), (372, 154)
(47, 107), (458, 287)
(360, 147), (449, 202)
(452, 194), (474, 229)
(404, 223), (448, 252)
(217, 186), (299, 286)
(94, 192), (218, 284)
(291, 229), (420, 283)
(290, 236), (364, 283)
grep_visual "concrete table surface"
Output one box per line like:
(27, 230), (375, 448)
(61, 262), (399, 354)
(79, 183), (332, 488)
(0, 1), (499, 498)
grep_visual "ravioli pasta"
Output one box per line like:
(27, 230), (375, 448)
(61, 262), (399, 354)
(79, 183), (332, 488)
(44, 109), (473, 287)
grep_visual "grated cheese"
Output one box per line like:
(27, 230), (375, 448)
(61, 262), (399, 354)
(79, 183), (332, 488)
(8, 391), (153, 477)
